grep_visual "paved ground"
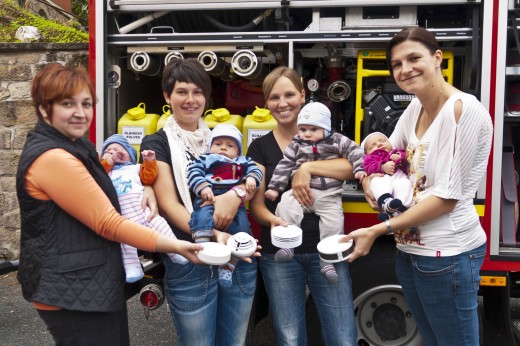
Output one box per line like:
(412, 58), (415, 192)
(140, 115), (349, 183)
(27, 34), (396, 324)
(1, 270), (517, 346)
(0, 271), (275, 346)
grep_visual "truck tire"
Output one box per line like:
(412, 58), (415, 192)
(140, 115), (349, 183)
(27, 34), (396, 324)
(350, 237), (422, 346)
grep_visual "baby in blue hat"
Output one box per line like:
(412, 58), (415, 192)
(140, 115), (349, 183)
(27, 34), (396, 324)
(101, 134), (187, 283)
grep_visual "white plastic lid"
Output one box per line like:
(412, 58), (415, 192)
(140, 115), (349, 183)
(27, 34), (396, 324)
(317, 234), (354, 263)
(271, 225), (303, 249)
(197, 242), (231, 265)
(227, 232), (256, 258)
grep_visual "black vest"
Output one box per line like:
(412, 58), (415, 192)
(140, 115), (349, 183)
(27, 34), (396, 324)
(16, 120), (125, 312)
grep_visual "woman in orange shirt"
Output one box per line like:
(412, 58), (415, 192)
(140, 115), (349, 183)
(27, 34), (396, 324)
(16, 63), (202, 345)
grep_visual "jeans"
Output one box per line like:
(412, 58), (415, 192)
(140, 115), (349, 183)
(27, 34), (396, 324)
(259, 253), (357, 346)
(395, 243), (486, 346)
(189, 196), (250, 238)
(162, 255), (257, 346)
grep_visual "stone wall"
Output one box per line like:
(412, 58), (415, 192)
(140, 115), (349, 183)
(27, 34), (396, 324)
(24, 0), (74, 24)
(0, 43), (88, 259)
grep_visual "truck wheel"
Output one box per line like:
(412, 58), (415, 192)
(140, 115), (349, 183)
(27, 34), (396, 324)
(350, 238), (422, 346)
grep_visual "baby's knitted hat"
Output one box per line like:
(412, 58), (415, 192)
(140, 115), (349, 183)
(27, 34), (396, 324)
(102, 134), (137, 164)
(360, 132), (389, 154)
(210, 124), (243, 156)
(297, 102), (331, 132)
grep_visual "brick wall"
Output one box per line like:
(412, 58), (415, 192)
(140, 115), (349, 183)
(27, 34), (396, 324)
(0, 43), (88, 259)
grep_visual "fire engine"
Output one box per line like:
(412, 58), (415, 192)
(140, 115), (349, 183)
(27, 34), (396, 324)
(89, 1), (520, 345)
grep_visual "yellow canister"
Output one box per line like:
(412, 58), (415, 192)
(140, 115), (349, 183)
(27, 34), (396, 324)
(204, 108), (244, 131)
(242, 106), (277, 155)
(156, 105), (171, 131)
(117, 102), (160, 156)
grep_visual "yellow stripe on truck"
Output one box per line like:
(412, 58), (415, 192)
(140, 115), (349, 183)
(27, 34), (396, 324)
(342, 202), (485, 216)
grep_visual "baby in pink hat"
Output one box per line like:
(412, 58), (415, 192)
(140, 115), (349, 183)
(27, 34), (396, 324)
(361, 132), (413, 221)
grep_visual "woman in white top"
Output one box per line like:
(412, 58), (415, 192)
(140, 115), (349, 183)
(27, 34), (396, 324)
(341, 27), (493, 346)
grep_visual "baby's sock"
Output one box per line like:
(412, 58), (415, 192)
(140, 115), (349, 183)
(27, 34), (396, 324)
(377, 193), (393, 211)
(218, 256), (239, 288)
(320, 260), (338, 284)
(192, 229), (213, 243)
(275, 248), (294, 262)
(386, 198), (407, 216)
(121, 244), (144, 283)
(167, 253), (188, 265)
(125, 267), (144, 283)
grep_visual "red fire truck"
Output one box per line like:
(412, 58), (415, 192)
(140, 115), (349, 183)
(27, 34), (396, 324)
(89, 1), (520, 344)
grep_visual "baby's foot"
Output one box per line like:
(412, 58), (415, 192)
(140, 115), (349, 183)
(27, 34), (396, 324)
(321, 264), (339, 284)
(275, 248), (294, 262)
(168, 253), (188, 265)
(218, 265), (233, 288)
(377, 212), (390, 221)
(125, 268), (144, 283)
(387, 199), (407, 214)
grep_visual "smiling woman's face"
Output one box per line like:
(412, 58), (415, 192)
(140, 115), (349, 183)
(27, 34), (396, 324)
(40, 88), (94, 141)
(164, 81), (206, 132)
(266, 76), (305, 127)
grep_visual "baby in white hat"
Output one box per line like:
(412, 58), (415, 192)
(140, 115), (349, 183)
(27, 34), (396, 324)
(187, 124), (263, 288)
(265, 102), (366, 283)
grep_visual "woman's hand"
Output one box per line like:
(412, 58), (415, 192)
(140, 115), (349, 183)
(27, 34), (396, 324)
(213, 229), (232, 245)
(270, 215), (288, 229)
(213, 191), (241, 230)
(213, 230), (262, 263)
(172, 240), (204, 264)
(361, 174), (383, 210)
(156, 235), (204, 264)
(291, 163), (314, 207)
(142, 185), (158, 221)
(339, 227), (381, 262)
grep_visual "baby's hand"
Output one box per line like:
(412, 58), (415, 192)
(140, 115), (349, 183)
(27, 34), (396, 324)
(265, 189), (279, 201)
(141, 150), (156, 161)
(390, 153), (400, 162)
(245, 177), (257, 193)
(355, 171), (367, 182)
(200, 186), (215, 202)
(102, 153), (114, 165)
(112, 151), (128, 164)
(382, 161), (395, 175)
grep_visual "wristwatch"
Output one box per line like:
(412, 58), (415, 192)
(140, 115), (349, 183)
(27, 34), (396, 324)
(231, 186), (246, 202)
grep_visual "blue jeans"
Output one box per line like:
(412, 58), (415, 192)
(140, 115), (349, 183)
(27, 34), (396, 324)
(395, 243), (486, 346)
(189, 197), (250, 238)
(162, 255), (257, 346)
(259, 253), (357, 346)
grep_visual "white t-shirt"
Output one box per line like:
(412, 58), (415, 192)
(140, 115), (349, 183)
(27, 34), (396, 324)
(390, 93), (493, 257)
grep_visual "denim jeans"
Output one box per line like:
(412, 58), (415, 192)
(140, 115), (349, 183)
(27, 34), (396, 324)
(189, 195), (250, 238)
(162, 255), (257, 346)
(395, 243), (486, 346)
(259, 253), (357, 346)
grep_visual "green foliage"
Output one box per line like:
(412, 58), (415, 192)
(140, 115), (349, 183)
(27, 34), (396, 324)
(71, 0), (89, 28)
(0, 0), (88, 43)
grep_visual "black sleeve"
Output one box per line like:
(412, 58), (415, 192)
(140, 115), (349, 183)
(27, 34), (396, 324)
(140, 130), (171, 165)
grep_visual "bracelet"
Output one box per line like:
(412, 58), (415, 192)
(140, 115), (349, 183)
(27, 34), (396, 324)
(385, 219), (393, 234)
